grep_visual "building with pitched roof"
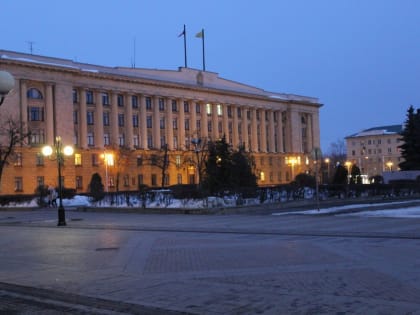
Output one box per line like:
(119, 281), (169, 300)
(0, 50), (322, 195)
(345, 125), (403, 180)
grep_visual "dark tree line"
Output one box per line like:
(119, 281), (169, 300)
(399, 105), (420, 171)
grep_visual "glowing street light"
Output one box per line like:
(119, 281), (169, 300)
(101, 152), (114, 192)
(345, 161), (352, 184)
(286, 156), (300, 180)
(386, 161), (393, 171)
(42, 136), (74, 226)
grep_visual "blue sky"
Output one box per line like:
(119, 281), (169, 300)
(2, 0), (420, 152)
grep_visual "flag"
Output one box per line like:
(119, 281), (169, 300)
(195, 30), (203, 38)
(178, 29), (185, 37)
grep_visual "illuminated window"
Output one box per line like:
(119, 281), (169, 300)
(176, 155), (181, 167)
(14, 153), (22, 167)
(206, 104), (211, 115)
(217, 104), (222, 116)
(74, 153), (82, 166)
(260, 171), (265, 181)
(14, 177), (23, 192)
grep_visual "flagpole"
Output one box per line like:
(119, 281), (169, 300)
(183, 24), (187, 68)
(201, 29), (206, 71)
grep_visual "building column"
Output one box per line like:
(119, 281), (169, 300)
(125, 94), (134, 149)
(95, 90), (104, 148)
(311, 112), (321, 149)
(268, 110), (275, 153)
(178, 99), (185, 150)
(45, 83), (55, 144)
(241, 107), (249, 151)
(251, 108), (258, 152)
(200, 102), (208, 139)
(152, 96), (160, 148)
(79, 88), (88, 148)
(232, 104), (239, 148)
(211, 103), (218, 140)
(260, 109), (267, 152)
(166, 98), (174, 150)
(110, 92), (119, 146)
(139, 94), (147, 149)
(276, 111), (284, 153)
(289, 109), (301, 153)
(222, 104), (229, 141)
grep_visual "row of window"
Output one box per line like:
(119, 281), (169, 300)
(351, 147), (396, 156)
(351, 138), (400, 146)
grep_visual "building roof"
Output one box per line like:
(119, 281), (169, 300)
(346, 124), (403, 138)
(0, 49), (320, 105)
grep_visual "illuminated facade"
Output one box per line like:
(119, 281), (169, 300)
(0, 50), (322, 195)
(345, 125), (403, 178)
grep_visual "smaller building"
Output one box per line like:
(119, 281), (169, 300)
(345, 125), (403, 180)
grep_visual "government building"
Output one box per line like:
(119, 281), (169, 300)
(0, 50), (322, 195)
(345, 125), (403, 181)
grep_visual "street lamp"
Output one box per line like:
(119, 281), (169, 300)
(0, 70), (15, 106)
(345, 161), (352, 184)
(386, 161), (393, 171)
(42, 136), (74, 226)
(324, 158), (330, 183)
(286, 156), (299, 181)
(101, 152), (114, 192)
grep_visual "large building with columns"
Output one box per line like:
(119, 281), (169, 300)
(0, 50), (322, 195)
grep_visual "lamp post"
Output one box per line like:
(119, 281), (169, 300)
(101, 151), (114, 192)
(42, 136), (74, 226)
(0, 70), (15, 106)
(324, 158), (330, 184)
(345, 161), (352, 184)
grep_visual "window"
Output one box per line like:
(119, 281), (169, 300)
(147, 135), (153, 148)
(177, 173), (182, 184)
(151, 174), (157, 186)
(73, 111), (78, 124)
(237, 108), (241, 118)
(160, 136), (166, 148)
(27, 88), (43, 99)
(196, 103), (201, 113)
(206, 103), (211, 115)
(146, 115), (152, 128)
(76, 176), (83, 189)
(102, 93), (110, 105)
(87, 111), (94, 125)
(185, 119), (190, 131)
(176, 155), (181, 167)
(118, 114), (125, 127)
(208, 121), (212, 132)
(133, 115), (139, 127)
(196, 120), (201, 131)
(37, 176), (44, 187)
(14, 177), (23, 192)
(103, 112), (110, 126)
(86, 91), (94, 104)
(184, 101), (189, 113)
(159, 98), (165, 111)
(30, 130), (45, 145)
(145, 97), (152, 110)
(123, 175), (130, 187)
(87, 133), (94, 146)
(132, 95), (138, 108)
(28, 107), (44, 121)
(74, 153), (82, 166)
(36, 153), (44, 166)
(227, 106), (232, 117)
(217, 104), (222, 116)
(72, 89), (78, 104)
(104, 133), (110, 146)
(172, 100), (178, 112)
(117, 94), (124, 107)
(138, 174), (144, 185)
(14, 153), (22, 167)
(160, 117), (165, 129)
(173, 136), (178, 149)
(133, 135), (139, 147)
(92, 153), (99, 166)
(119, 134), (125, 146)
(137, 155), (143, 166)
(173, 118), (178, 130)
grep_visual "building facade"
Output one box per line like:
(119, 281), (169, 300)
(345, 125), (403, 179)
(0, 50), (322, 195)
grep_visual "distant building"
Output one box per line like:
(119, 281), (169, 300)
(0, 50), (322, 195)
(345, 125), (403, 179)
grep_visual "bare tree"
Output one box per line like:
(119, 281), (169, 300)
(327, 139), (347, 165)
(0, 116), (31, 185)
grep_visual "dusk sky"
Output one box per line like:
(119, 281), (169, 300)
(2, 0), (420, 153)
